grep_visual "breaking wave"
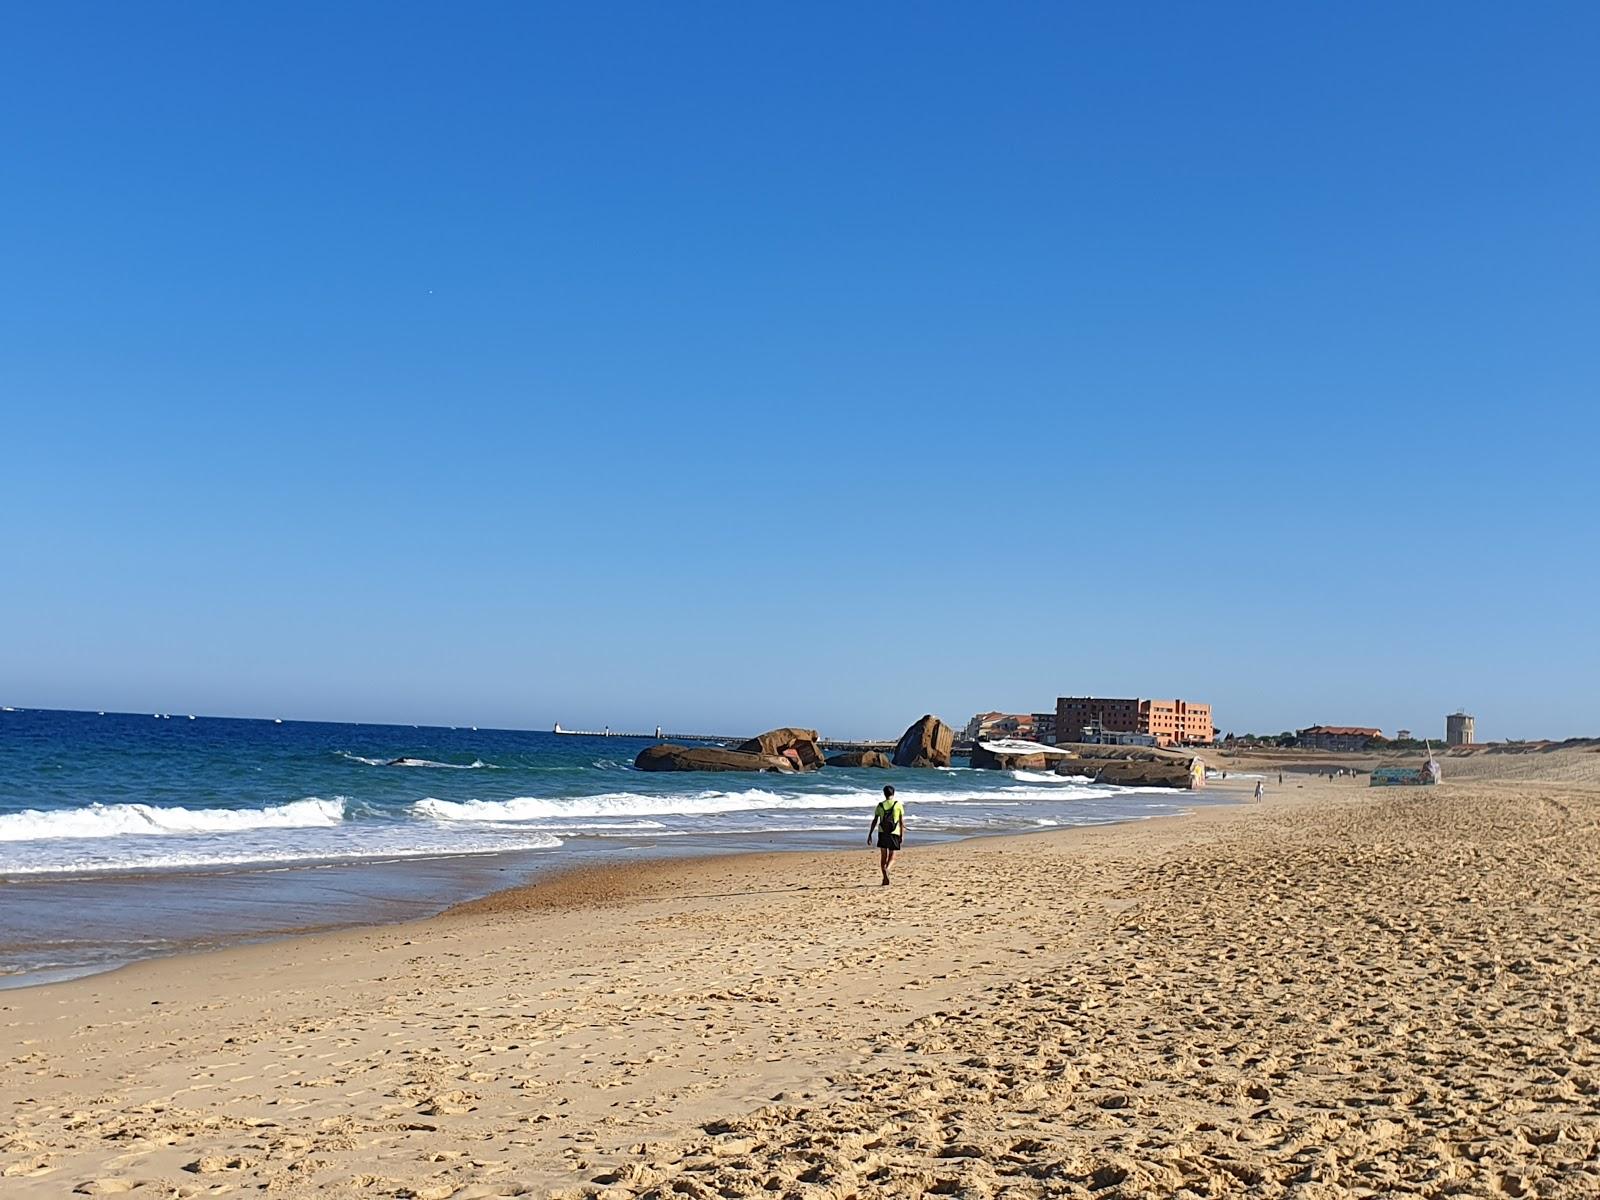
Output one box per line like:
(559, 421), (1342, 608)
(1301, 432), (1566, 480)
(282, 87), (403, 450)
(413, 783), (1114, 824)
(415, 789), (889, 823)
(339, 752), (491, 769)
(0, 798), (347, 842)
(1, 832), (563, 875)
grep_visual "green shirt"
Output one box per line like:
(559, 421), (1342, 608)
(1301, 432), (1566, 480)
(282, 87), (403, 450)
(874, 799), (902, 835)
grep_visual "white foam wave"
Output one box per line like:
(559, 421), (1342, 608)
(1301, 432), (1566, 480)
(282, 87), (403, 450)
(486, 820), (668, 832)
(414, 784), (1116, 824)
(414, 789), (871, 823)
(0, 832), (562, 875)
(1010, 770), (1078, 783)
(0, 798), (346, 842)
(340, 752), (491, 769)
(998, 784), (1112, 799)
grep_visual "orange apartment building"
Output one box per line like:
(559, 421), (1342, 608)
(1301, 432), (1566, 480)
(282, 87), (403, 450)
(1055, 696), (1214, 747)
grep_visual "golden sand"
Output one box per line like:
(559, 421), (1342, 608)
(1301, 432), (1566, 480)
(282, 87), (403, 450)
(3, 765), (1597, 1198)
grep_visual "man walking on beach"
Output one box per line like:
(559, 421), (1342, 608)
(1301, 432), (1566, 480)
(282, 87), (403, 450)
(869, 785), (904, 886)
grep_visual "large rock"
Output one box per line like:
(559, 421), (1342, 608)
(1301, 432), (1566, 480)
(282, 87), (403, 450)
(825, 750), (893, 769)
(969, 744), (1050, 771)
(1053, 752), (1205, 789)
(736, 727), (825, 772)
(634, 744), (795, 773)
(1054, 743), (1193, 764)
(892, 715), (954, 768)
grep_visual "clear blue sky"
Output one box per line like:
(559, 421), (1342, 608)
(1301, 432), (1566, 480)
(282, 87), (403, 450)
(3, 4), (1596, 740)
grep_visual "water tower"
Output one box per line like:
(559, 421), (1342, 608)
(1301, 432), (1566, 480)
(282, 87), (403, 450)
(1446, 711), (1474, 747)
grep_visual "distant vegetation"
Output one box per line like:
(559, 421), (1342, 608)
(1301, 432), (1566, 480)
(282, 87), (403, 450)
(1223, 733), (1438, 752)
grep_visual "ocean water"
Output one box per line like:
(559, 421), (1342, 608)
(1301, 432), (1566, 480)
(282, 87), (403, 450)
(0, 709), (1216, 985)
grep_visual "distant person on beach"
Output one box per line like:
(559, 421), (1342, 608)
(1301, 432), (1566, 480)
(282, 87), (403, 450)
(1255, 779), (1265, 800)
(869, 785), (904, 886)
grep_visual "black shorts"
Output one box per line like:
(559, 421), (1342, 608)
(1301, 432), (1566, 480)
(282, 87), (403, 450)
(877, 833), (903, 851)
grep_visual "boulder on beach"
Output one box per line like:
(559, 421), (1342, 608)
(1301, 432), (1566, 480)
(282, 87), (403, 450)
(736, 727), (826, 772)
(892, 715), (954, 768)
(825, 750), (893, 769)
(634, 744), (795, 773)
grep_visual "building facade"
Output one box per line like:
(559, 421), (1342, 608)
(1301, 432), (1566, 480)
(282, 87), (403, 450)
(1030, 713), (1057, 745)
(1141, 699), (1214, 746)
(1446, 712), (1475, 747)
(1056, 697), (1141, 743)
(960, 712), (1004, 742)
(961, 712), (1036, 743)
(1055, 696), (1214, 748)
(1297, 725), (1382, 752)
(1078, 721), (1158, 747)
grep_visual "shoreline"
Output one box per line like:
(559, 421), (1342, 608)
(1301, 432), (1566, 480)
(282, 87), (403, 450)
(440, 783), (1240, 920)
(0, 784), (1228, 992)
(1, 779), (1258, 1021)
(3, 780), (1222, 998)
(8, 773), (1593, 1197)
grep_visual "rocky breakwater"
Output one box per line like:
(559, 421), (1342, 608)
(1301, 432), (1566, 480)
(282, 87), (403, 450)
(637, 722), (958, 773)
(969, 742), (1054, 771)
(824, 750), (893, 769)
(1054, 743), (1207, 789)
(735, 728), (826, 772)
(634, 744), (798, 773)
(892, 715), (955, 768)
(634, 727), (827, 774)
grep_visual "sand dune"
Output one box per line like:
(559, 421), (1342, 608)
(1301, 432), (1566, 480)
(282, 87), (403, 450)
(1217, 739), (1600, 785)
(3, 772), (1597, 1198)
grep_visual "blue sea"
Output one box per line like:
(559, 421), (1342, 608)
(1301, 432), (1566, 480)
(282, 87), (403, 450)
(0, 708), (1215, 986)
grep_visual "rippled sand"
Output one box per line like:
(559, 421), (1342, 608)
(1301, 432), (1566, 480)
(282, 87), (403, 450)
(3, 764), (1597, 1198)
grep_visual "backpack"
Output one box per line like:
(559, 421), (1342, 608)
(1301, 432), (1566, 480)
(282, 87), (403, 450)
(878, 801), (900, 837)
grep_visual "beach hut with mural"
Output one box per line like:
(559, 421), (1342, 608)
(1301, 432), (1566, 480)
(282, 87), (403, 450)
(1370, 748), (1442, 787)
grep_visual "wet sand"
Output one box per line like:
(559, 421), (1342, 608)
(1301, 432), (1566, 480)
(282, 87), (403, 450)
(0, 854), (537, 989)
(3, 770), (1597, 1198)
(2, 804), (1214, 990)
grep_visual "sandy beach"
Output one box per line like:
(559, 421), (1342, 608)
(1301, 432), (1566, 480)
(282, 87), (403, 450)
(4, 764), (1598, 1199)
